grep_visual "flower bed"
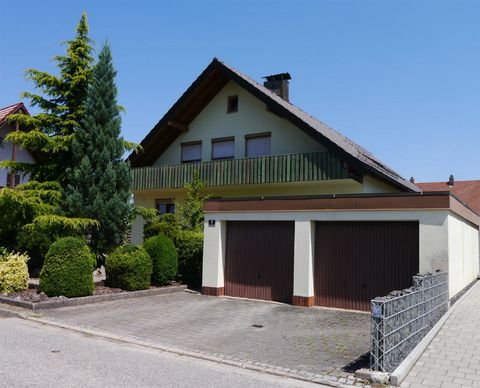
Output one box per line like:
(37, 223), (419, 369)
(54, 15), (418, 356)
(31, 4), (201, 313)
(0, 282), (187, 311)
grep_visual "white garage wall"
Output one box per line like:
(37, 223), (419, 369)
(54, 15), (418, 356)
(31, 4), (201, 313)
(203, 210), (452, 296)
(448, 214), (480, 297)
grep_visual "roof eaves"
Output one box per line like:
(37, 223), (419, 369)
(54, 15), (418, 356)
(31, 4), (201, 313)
(215, 59), (419, 192)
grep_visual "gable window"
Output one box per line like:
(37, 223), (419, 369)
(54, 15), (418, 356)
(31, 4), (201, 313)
(6, 173), (20, 188)
(181, 141), (202, 163)
(245, 133), (271, 157)
(156, 199), (175, 215)
(212, 137), (234, 160)
(227, 95), (238, 113)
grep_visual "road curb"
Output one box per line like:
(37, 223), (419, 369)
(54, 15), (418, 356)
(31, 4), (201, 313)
(390, 280), (480, 386)
(20, 314), (359, 388)
(0, 285), (187, 311)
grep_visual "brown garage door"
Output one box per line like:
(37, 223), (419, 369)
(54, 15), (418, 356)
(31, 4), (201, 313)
(224, 221), (294, 303)
(314, 221), (419, 311)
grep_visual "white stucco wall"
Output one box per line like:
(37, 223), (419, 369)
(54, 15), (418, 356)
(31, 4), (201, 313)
(202, 210), (451, 294)
(0, 127), (35, 186)
(202, 220), (226, 288)
(155, 81), (325, 166)
(293, 221), (315, 297)
(448, 214), (480, 297)
(362, 175), (399, 193)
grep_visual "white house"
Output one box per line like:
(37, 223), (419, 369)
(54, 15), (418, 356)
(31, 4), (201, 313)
(129, 59), (479, 310)
(0, 103), (35, 188)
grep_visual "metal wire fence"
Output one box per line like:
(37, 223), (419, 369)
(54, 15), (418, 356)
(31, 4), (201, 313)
(370, 271), (449, 372)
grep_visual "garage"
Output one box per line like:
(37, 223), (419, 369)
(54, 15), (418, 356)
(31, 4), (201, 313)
(224, 221), (294, 303)
(314, 221), (419, 311)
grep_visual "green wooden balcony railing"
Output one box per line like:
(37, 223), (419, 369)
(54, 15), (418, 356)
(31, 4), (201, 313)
(132, 151), (348, 190)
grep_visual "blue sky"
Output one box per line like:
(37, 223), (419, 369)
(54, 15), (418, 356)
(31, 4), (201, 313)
(1, 1), (479, 182)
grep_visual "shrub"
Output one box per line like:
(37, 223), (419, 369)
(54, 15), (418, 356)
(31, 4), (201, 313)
(105, 245), (152, 291)
(0, 251), (30, 294)
(144, 235), (178, 285)
(144, 213), (180, 241)
(15, 227), (61, 277)
(39, 237), (95, 297)
(176, 231), (203, 288)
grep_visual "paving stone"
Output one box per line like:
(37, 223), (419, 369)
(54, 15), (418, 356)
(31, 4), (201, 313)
(401, 282), (480, 388)
(39, 291), (371, 383)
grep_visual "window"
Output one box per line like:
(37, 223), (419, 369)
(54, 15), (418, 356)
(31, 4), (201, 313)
(245, 133), (271, 157)
(0, 136), (4, 148)
(227, 95), (238, 113)
(181, 141), (202, 163)
(212, 137), (234, 160)
(6, 173), (20, 188)
(155, 199), (175, 215)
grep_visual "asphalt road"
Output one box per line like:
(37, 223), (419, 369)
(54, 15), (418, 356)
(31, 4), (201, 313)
(0, 317), (321, 388)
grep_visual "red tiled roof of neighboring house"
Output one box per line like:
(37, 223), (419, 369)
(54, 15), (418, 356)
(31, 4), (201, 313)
(0, 102), (29, 126)
(417, 180), (480, 215)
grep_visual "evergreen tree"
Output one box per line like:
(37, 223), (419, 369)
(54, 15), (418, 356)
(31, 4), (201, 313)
(64, 43), (134, 260)
(0, 13), (94, 183)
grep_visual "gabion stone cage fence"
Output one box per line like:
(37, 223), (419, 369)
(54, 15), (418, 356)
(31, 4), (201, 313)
(370, 271), (449, 373)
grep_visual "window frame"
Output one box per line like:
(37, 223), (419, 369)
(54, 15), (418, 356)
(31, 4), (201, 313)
(181, 141), (202, 163)
(244, 132), (272, 158)
(227, 95), (238, 113)
(155, 198), (175, 215)
(211, 136), (235, 161)
(6, 173), (20, 188)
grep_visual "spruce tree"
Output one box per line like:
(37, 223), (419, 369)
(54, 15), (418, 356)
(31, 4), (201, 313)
(0, 13), (94, 183)
(64, 43), (134, 259)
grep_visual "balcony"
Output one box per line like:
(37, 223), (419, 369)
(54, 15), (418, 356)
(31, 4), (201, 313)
(132, 151), (348, 191)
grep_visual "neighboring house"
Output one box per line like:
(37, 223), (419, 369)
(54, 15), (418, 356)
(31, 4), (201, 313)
(0, 103), (34, 188)
(129, 58), (479, 311)
(417, 176), (480, 215)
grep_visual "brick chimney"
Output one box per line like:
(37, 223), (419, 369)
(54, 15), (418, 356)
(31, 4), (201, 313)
(263, 73), (291, 102)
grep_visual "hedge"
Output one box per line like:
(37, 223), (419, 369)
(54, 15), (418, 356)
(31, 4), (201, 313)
(39, 237), (95, 297)
(144, 235), (178, 285)
(0, 251), (29, 294)
(105, 245), (152, 291)
(176, 230), (203, 288)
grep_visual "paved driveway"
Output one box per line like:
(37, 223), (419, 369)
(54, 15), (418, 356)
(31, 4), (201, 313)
(39, 292), (370, 383)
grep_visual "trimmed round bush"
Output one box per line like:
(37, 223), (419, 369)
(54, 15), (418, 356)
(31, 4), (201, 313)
(0, 252), (30, 294)
(105, 245), (152, 291)
(144, 235), (178, 285)
(176, 231), (203, 288)
(39, 237), (95, 297)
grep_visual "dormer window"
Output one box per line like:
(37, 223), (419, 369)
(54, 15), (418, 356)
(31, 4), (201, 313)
(212, 137), (234, 160)
(227, 95), (238, 113)
(181, 141), (202, 163)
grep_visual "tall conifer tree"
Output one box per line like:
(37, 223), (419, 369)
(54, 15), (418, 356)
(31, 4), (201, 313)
(0, 13), (94, 183)
(64, 43), (133, 259)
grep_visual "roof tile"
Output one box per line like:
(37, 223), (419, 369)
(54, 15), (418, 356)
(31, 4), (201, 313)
(0, 102), (28, 126)
(417, 180), (480, 215)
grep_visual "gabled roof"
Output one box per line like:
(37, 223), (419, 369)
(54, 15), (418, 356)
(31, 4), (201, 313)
(129, 58), (419, 192)
(417, 180), (480, 215)
(0, 102), (29, 126)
